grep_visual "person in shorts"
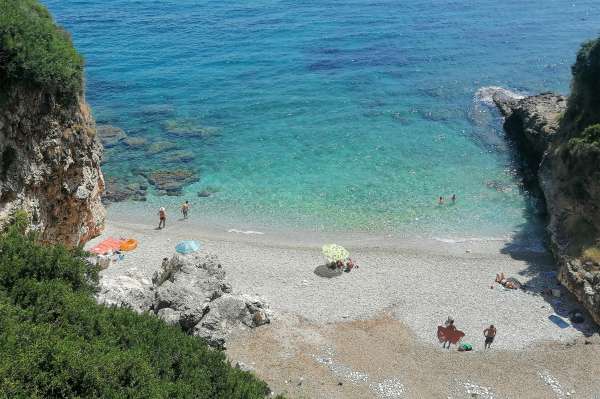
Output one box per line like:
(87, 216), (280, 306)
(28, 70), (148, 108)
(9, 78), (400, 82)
(483, 324), (496, 349)
(158, 207), (166, 229)
(181, 201), (190, 219)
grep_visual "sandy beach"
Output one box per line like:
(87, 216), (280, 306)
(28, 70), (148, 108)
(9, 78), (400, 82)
(88, 208), (600, 398)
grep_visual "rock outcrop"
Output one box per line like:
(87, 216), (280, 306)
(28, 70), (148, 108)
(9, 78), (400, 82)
(0, 86), (106, 246)
(492, 89), (600, 325)
(96, 253), (270, 348)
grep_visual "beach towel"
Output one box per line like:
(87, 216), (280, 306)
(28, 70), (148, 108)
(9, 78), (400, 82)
(437, 325), (465, 345)
(90, 237), (122, 255)
(548, 314), (570, 329)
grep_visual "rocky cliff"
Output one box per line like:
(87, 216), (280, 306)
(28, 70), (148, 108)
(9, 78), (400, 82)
(0, 86), (106, 246)
(491, 38), (600, 324)
(0, 0), (105, 246)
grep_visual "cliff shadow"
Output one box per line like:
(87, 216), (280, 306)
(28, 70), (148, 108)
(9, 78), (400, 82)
(500, 185), (598, 337)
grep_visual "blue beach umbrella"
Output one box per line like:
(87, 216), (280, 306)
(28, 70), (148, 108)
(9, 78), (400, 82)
(175, 240), (201, 254)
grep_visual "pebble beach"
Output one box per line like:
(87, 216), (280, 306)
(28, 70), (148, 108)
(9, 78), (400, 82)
(88, 208), (600, 398)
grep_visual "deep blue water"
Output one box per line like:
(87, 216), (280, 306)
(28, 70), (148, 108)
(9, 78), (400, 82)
(44, 0), (599, 237)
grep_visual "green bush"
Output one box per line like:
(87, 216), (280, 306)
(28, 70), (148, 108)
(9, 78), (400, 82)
(565, 37), (600, 131)
(0, 216), (277, 398)
(567, 124), (600, 154)
(0, 0), (83, 96)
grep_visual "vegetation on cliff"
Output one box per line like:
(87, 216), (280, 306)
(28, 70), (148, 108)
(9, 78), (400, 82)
(0, 0), (83, 96)
(0, 213), (276, 398)
(565, 37), (600, 135)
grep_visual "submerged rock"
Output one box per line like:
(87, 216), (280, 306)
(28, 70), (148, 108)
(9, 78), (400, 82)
(96, 253), (270, 349)
(103, 176), (147, 203)
(146, 141), (178, 155)
(140, 169), (200, 196)
(162, 150), (195, 164)
(122, 136), (148, 149)
(96, 124), (127, 148)
(163, 118), (219, 138)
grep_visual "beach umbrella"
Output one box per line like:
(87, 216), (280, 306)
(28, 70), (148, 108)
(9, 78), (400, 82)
(322, 244), (349, 263)
(175, 240), (201, 254)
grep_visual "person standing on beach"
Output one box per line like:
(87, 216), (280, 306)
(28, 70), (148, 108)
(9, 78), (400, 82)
(181, 201), (190, 219)
(442, 319), (456, 349)
(158, 207), (166, 229)
(483, 324), (496, 349)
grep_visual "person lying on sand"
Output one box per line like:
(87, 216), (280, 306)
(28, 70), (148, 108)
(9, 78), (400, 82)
(495, 273), (521, 289)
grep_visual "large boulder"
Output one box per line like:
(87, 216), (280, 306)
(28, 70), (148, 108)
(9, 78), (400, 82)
(96, 253), (270, 348)
(95, 268), (154, 313)
(493, 92), (567, 166)
(193, 294), (270, 348)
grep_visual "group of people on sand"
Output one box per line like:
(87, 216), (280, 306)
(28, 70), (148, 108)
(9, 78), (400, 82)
(157, 201), (191, 229)
(438, 194), (456, 205)
(438, 317), (497, 350)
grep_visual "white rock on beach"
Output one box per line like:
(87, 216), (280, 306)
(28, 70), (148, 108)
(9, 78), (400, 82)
(96, 252), (270, 348)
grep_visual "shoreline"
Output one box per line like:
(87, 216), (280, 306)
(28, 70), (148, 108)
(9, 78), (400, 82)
(90, 208), (597, 347)
(104, 201), (543, 254)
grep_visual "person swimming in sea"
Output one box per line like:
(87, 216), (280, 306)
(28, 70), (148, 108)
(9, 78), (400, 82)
(451, 193), (456, 203)
(438, 196), (444, 204)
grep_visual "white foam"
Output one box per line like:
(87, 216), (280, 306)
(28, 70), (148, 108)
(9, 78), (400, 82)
(475, 86), (525, 106)
(227, 228), (265, 235)
(432, 236), (507, 244)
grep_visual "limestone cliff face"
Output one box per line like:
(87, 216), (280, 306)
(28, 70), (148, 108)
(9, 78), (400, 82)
(0, 85), (105, 246)
(493, 90), (600, 325)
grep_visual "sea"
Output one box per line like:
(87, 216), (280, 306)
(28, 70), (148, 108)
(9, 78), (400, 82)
(44, 0), (600, 239)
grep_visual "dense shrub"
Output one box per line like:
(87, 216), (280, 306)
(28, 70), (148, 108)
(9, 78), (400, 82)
(0, 0), (83, 96)
(566, 124), (600, 155)
(0, 215), (276, 398)
(565, 37), (600, 132)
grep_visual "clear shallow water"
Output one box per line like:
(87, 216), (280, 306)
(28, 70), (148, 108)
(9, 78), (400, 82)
(45, 0), (599, 237)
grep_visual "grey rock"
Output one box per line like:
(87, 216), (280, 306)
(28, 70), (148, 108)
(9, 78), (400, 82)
(235, 361), (254, 372)
(95, 269), (154, 313)
(152, 253), (270, 347)
(97, 253), (270, 347)
(157, 308), (182, 326)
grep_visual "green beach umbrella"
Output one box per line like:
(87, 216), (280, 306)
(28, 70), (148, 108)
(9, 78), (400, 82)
(322, 244), (349, 263)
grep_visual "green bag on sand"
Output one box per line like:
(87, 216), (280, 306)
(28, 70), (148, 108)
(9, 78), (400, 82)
(459, 343), (473, 351)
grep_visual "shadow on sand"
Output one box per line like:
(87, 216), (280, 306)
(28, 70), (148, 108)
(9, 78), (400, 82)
(499, 181), (597, 337)
(314, 264), (343, 278)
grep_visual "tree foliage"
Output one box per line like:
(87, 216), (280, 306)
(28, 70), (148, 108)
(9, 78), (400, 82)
(565, 37), (600, 133)
(0, 0), (83, 96)
(0, 214), (276, 398)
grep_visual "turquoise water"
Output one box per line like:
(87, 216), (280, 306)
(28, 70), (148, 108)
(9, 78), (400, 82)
(45, 0), (599, 237)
